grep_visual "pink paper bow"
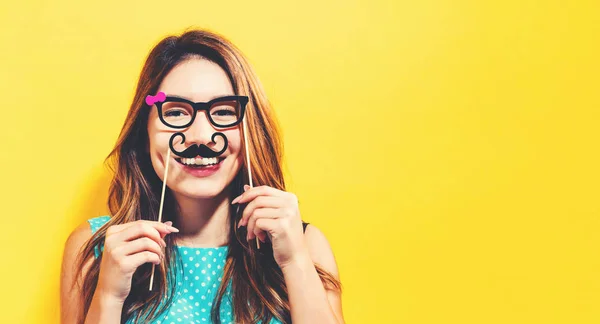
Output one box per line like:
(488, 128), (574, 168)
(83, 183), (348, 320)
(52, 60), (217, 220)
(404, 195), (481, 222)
(145, 92), (166, 106)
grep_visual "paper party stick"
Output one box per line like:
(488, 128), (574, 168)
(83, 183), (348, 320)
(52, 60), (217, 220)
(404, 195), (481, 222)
(241, 118), (260, 249)
(149, 148), (171, 291)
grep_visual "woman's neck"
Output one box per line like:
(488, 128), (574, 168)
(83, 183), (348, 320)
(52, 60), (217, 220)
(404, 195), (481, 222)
(171, 189), (232, 247)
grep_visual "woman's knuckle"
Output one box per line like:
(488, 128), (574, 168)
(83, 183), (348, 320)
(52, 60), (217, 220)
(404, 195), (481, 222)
(115, 256), (128, 269)
(146, 252), (157, 262)
(141, 224), (155, 237)
(134, 222), (145, 232)
(109, 245), (121, 256)
(281, 209), (291, 218)
(103, 236), (114, 248)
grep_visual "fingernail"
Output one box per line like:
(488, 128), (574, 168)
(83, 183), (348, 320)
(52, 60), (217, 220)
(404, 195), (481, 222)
(164, 221), (178, 232)
(161, 239), (167, 247)
(244, 185), (250, 191)
(231, 196), (240, 204)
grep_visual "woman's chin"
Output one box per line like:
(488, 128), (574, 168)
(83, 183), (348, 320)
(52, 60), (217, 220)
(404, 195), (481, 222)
(172, 182), (229, 200)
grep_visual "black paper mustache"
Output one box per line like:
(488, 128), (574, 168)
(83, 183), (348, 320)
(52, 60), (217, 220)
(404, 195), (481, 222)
(169, 132), (228, 158)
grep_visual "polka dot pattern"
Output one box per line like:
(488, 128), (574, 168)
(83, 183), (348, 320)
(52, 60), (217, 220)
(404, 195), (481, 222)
(89, 216), (111, 258)
(88, 216), (283, 324)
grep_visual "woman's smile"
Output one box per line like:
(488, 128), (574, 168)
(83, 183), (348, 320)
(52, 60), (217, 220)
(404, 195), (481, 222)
(174, 156), (225, 177)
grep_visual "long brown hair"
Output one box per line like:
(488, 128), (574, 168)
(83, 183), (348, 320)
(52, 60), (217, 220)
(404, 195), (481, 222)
(74, 29), (341, 323)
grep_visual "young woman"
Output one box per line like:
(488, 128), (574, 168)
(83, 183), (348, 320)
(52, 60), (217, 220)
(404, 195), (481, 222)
(60, 29), (343, 324)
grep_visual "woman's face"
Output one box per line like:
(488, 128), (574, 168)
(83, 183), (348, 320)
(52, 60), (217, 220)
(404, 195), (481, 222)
(147, 58), (243, 199)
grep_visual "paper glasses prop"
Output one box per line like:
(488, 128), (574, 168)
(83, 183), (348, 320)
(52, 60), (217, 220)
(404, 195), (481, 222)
(146, 92), (256, 290)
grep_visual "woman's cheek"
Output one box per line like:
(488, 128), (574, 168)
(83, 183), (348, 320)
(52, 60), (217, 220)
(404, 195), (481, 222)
(225, 131), (243, 172)
(225, 130), (242, 154)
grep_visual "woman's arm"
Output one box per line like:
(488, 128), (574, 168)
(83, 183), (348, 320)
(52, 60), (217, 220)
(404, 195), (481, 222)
(281, 225), (344, 324)
(60, 222), (124, 324)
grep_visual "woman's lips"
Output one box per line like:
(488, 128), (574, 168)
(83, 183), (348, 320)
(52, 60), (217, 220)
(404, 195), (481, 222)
(174, 157), (224, 177)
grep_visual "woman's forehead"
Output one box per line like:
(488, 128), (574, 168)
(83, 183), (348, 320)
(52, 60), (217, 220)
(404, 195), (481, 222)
(158, 58), (234, 102)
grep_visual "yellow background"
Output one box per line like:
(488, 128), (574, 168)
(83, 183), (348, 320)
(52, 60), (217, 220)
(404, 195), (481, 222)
(0, 0), (599, 323)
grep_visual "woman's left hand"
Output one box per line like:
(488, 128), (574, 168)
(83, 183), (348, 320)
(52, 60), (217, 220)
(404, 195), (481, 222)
(232, 185), (309, 269)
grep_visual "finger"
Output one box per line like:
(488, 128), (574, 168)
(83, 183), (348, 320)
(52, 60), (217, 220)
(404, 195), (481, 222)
(251, 218), (270, 244)
(109, 222), (174, 249)
(246, 208), (279, 241)
(240, 196), (282, 227)
(125, 221), (178, 239)
(108, 220), (179, 237)
(256, 230), (268, 244)
(117, 237), (164, 259)
(253, 218), (279, 241)
(161, 221), (174, 239)
(232, 185), (284, 204)
(127, 251), (162, 269)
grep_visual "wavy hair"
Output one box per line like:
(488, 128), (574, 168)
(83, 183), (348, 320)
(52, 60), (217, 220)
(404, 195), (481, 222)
(74, 29), (341, 323)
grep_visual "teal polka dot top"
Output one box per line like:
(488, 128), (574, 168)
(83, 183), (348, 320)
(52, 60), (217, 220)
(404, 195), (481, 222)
(87, 216), (283, 324)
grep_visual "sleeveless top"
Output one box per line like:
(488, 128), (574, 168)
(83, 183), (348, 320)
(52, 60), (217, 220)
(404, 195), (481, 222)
(88, 216), (309, 324)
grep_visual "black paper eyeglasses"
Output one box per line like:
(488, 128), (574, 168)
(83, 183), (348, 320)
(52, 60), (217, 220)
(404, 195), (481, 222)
(148, 94), (249, 129)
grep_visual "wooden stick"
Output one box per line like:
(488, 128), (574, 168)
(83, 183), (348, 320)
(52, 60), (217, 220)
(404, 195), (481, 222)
(242, 118), (260, 249)
(149, 148), (172, 291)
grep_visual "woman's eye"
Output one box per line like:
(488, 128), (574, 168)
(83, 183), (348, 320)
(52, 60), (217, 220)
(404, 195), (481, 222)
(165, 110), (188, 117)
(212, 109), (236, 116)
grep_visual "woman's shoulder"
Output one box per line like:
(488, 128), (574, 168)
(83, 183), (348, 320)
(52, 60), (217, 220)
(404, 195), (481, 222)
(302, 223), (340, 277)
(66, 215), (110, 243)
(63, 215), (112, 260)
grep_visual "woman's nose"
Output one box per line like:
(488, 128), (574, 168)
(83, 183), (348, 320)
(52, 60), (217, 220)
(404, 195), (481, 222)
(184, 112), (216, 145)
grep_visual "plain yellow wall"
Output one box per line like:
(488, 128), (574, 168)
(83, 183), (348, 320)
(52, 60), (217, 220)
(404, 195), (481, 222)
(1, 0), (599, 323)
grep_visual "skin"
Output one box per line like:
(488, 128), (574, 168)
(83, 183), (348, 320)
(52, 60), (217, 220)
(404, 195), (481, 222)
(60, 58), (344, 323)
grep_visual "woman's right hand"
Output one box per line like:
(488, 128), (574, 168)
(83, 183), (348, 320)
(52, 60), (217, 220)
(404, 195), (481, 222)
(96, 220), (179, 303)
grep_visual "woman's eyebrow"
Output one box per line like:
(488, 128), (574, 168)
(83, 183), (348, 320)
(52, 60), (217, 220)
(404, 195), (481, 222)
(167, 94), (235, 102)
(167, 94), (191, 100)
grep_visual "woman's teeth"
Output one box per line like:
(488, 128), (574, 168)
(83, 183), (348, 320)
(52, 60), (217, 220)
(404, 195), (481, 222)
(179, 157), (220, 166)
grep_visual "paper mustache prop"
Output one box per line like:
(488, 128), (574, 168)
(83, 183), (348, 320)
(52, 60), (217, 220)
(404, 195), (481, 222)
(169, 132), (228, 158)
